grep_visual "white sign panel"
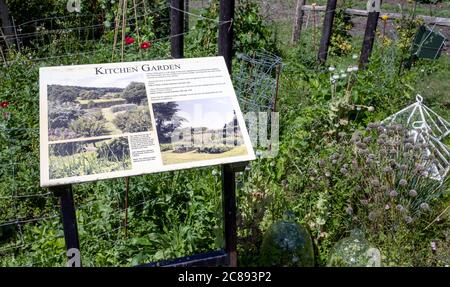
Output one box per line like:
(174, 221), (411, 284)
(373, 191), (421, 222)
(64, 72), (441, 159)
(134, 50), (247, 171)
(39, 56), (255, 187)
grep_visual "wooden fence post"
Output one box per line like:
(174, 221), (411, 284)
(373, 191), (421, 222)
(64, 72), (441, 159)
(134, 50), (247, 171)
(359, 0), (382, 68)
(292, 0), (307, 44)
(318, 0), (338, 64)
(171, 0), (184, 59)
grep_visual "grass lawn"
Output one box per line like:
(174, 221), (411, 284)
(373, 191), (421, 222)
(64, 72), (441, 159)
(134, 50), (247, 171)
(161, 145), (248, 165)
(102, 108), (123, 135)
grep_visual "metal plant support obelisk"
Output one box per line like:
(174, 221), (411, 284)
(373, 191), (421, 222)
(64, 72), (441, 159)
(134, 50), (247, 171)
(382, 95), (449, 182)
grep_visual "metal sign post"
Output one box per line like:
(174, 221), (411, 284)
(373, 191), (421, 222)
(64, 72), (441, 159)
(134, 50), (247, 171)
(52, 185), (81, 267)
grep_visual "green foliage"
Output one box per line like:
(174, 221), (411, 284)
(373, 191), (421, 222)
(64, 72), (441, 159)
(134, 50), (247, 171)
(48, 102), (84, 129)
(49, 141), (81, 156)
(97, 137), (130, 161)
(187, 0), (278, 56)
(122, 82), (147, 105)
(329, 0), (354, 56)
(70, 114), (109, 137)
(113, 109), (152, 133)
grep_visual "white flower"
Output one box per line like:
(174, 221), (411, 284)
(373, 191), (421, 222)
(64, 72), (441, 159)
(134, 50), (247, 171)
(352, 66), (359, 72)
(328, 66), (336, 72)
(340, 73), (347, 78)
(332, 74), (340, 80)
(352, 54), (358, 59)
(347, 67), (353, 73)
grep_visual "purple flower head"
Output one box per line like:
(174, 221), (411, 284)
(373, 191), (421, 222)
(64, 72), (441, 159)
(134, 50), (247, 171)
(404, 216), (413, 224)
(396, 204), (405, 212)
(400, 164), (408, 171)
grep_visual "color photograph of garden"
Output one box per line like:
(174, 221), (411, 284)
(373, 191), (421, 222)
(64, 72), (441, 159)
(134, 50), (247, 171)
(49, 137), (132, 180)
(0, 0), (449, 269)
(153, 97), (248, 165)
(47, 80), (152, 141)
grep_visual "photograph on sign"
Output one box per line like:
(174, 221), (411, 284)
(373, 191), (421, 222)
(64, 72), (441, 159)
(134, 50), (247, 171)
(39, 57), (255, 186)
(154, 97), (248, 165)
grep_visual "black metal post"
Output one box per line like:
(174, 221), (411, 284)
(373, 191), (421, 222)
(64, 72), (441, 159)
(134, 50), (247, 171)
(184, 0), (190, 33)
(318, 0), (338, 64)
(221, 164), (237, 267)
(171, 0), (184, 59)
(218, 0), (235, 74)
(52, 185), (81, 267)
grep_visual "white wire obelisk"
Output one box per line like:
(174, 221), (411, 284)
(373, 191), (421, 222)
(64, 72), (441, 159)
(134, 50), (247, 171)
(382, 95), (449, 182)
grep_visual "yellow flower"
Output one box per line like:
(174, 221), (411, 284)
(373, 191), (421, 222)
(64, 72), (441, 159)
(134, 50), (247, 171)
(381, 15), (389, 21)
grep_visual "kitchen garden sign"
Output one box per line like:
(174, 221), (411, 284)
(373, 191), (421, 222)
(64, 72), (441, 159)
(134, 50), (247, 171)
(39, 56), (255, 187)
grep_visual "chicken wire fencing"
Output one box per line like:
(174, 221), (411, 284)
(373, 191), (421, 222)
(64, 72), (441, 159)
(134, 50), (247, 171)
(234, 51), (283, 113)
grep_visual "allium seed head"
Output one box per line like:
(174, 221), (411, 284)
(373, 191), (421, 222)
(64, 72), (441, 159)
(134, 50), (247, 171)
(405, 216), (413, 224)
(409, 190), (418, 197)
(345, 206), (353, 215)
(399, 179), (407, 187)
(396, 204), (405, 212)
(389, 190), (398, 197)
(371, 179), (380, 187)
(420, 203), (430, 211)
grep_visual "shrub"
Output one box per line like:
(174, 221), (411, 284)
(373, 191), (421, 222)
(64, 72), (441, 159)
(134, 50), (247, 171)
(173, 145), (196, 153)
(197, 145), (232, 154)
(111, 104), (138, 113)
(113, 109), (151, 133)
(69, 115), (109, 137)
(48, 102), (84, 129)
(50, 142), (82, 157)
(97, 138), (130, 161)
(122, 82), (147, 105)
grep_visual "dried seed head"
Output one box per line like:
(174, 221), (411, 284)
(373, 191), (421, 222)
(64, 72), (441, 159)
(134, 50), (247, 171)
(405, 216), (413, 224)
(368, 211), (378, 221)
(400, 164), (408, 171)
(399, 179), (407, 187)
(420, 203), (430, 211)
(383, 166), (393, 173)
(363, 136), (372, 144)
(389, 190), (398, 197)
(404, 143), (414, 150)
(318, 159), (326, 168)
(409, 190), (418, 197)
(340, 167), (348, 175)
(345, 206), (353, 215)
(396, 204), (405, 212)
(371, 179), (380, 187)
